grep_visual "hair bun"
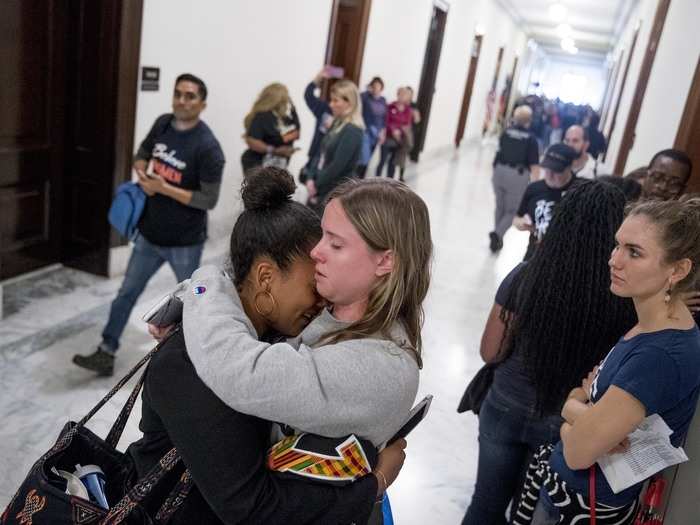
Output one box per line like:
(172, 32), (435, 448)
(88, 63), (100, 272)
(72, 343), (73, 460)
(241, 167), (296, 211)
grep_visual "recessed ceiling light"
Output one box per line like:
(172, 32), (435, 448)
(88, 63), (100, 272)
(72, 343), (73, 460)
(561, 37), (575, 49)
(556, 23), (572, 37)
(549, 3), (568, 22)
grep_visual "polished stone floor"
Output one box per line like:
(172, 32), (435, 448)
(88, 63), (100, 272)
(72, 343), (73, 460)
(0, 142), (529, 523)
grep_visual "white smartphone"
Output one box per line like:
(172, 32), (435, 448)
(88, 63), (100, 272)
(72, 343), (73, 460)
(141, 293), (182, 326)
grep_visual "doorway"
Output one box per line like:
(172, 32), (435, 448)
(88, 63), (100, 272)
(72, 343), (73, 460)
(323, 0), (372, 97)
(603, 24), (640, 163)
(483, 46), (505, 136)
(455, 34), (483, 147)
(411, 2), (449, 162)
(614, 0), (671, 175)
(675, 57), (700, 193)
(0, 0), (142, 280)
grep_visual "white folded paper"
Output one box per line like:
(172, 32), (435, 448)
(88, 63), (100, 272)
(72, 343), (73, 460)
(598, 414), (688, 494)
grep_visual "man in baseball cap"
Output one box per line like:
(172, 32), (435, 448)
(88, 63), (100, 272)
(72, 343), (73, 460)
(513, 143), (579, 259)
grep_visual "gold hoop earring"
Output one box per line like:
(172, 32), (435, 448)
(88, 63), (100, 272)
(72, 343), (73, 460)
(254, 290), (277, 317)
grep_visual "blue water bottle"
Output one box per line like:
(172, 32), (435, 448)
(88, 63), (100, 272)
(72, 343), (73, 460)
(73, 464), (109, 510)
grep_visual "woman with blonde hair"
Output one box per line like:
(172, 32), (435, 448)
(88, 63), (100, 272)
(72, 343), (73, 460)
(305, 80), (365, 212)
(241, 82), (300, 175)
(176, 177), (432, 455)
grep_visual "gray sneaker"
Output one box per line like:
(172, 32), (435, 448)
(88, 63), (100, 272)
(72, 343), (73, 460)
(72, 346), (115, 377)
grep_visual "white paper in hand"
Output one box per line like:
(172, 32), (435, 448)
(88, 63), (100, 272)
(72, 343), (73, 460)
(598, 414), (688, 494)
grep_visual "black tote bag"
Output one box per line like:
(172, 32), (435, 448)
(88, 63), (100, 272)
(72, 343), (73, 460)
(1, 328), (192, 525)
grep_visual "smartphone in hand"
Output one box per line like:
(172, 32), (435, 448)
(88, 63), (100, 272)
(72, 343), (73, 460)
(324, 65), (345, 79)
(385, 395), (433, 447)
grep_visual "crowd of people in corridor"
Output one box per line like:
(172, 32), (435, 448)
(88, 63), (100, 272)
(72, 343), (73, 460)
(4, 69), (694, 525)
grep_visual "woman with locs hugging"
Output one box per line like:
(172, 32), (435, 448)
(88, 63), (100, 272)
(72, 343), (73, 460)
(137, 168), (433, 523)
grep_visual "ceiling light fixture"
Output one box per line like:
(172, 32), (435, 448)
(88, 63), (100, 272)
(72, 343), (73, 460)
(556, 23), (572, 38)
(560, 37), (578, 54)
(549, 3), (568, 22)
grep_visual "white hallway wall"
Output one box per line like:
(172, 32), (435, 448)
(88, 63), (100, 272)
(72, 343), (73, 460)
(134, 0), (333, 238)
(605, 0), (700, 173)
(132, 0), (526, 242)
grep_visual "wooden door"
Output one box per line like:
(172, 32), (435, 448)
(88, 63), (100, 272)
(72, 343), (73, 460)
(411, 5), (448, 161)
(455, 35), (483, 147)
(604, 26), (640, 162)
(63, 0), (125, 275)
(614, 0), (671, 175)
(0, 1), (67, 280)
(483, 46), (505, 136)
(0, 0), (142, 280)
(675, 57), (700, 194)
(323, 0), (371, 97)
(600, 51), (623, 132)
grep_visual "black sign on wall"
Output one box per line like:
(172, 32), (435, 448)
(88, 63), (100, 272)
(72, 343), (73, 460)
(141, 67), (160, 91)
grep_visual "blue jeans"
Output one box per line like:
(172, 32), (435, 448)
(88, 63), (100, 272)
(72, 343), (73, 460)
(462, 388), (562, 525)
(376, 141), (399, 178)
(101, 233), (203, 352)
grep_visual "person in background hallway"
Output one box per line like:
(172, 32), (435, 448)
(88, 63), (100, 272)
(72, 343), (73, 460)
(399, 86), (421, 180)
(597, 175), (642, 202)
(299, 69), (334, 184)
(376, 87), (414, 181)
(514, 143), (579, 260)
(624, 165), (649, 188)
(639, 149), (699, 326)
(305, 80), (364, 213)
(489, 105), (540, 253)
(514, 197), (700, 524)
(462, 181), (636, 525)
(564, 125), (600, 179)
(356, 76), (387, 178)
(241, 83), (300, 176)
(641, 149), (692, 202)
(584, 111), (607, 159)
(72, 74), (225, 376)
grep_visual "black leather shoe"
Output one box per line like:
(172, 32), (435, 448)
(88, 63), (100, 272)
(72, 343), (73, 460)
(72, 347), (115, 377)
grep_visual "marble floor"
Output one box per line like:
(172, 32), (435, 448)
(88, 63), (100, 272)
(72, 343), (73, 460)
(0, 142), (529, 523)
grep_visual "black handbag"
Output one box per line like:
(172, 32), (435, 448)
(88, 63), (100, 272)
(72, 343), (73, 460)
(456, 363), (498, 415)
(1, 328), (192, 525)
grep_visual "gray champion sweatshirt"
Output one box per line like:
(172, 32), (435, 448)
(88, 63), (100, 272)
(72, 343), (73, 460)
(180, 265), (420, 447)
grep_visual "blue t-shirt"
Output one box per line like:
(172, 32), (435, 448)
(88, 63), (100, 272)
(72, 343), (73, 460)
(361, 91), (387, 130)
(549, 326), (700, 505)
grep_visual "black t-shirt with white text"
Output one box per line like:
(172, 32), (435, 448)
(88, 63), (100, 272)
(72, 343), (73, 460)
(517, 177), (579, 242)
(136, 114), (225, 246)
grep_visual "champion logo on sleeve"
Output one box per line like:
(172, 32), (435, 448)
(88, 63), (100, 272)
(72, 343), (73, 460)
(193, 286), (206, 295)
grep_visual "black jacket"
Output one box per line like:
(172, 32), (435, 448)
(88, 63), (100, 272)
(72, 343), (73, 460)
(126, 330), (377, 524)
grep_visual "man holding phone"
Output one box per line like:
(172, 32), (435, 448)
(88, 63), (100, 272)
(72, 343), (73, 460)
(72, 73), (225, 377)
